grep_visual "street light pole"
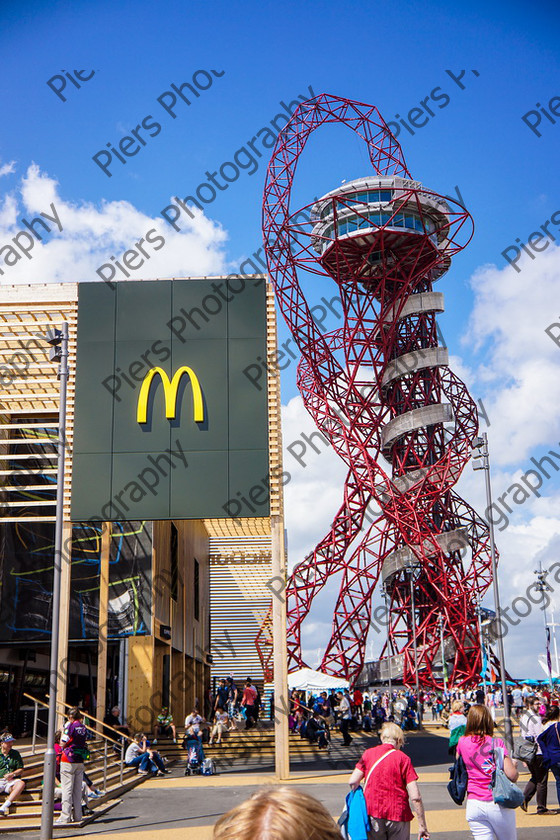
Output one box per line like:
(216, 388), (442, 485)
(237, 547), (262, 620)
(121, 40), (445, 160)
(407, 562), (422, 725)
(476, 601), (488, 696)
(535, 563), (554, 692)
(472, 432), (513, 750)
(40, 323), (69, 840)
(384, 585), (393, 700)
(438, 613), (448, 692)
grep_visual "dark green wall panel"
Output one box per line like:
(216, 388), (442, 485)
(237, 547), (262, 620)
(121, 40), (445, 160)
(72, 278), (270, 521)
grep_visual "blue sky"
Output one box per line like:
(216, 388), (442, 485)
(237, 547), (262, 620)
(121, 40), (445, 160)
(2, 0), (560, 677)
(1, 0), (559, 372)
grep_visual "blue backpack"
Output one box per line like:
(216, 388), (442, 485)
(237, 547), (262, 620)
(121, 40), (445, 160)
(447, 754), (468, 805)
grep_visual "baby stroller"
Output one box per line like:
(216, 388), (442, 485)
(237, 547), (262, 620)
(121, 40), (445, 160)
(183, 735), (204, 776)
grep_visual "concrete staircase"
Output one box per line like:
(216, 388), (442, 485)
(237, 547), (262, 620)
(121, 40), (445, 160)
(154, 723), (376, 773)
(0, 738), (147, 833)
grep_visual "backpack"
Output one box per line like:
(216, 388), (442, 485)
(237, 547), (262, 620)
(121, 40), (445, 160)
(202, 758), (216, 776)
(447, 754), (468, 805)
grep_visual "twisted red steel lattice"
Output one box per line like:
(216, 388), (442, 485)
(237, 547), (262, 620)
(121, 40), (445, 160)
(256, 93), (493, 688)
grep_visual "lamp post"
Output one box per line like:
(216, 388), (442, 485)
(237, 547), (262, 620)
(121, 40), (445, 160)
(406, 560), (422, 724)
(438, 613), (448, 692)
(534, 563), (554, 692)
(476, 601), (488, 696)
(40, 323), (69, 840)
(472, 432), (513, 750)
(383, 585), (393, 700)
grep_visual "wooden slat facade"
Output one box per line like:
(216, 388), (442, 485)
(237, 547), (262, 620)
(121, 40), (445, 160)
(0, 277), (284, 710)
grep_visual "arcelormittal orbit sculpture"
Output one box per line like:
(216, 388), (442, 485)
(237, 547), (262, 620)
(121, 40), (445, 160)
(257, 94), (494, 688)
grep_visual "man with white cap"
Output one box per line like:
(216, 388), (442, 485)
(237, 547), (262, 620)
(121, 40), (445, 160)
(0, 734), (26, 816)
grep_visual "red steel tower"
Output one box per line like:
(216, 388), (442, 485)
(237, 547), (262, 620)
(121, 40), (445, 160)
(258, 94), (494, 688)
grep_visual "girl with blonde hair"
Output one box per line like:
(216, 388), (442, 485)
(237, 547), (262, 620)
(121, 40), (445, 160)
(213, 786), (341, 840)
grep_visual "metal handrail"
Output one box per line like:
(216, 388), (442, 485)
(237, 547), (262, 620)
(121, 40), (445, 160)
(103, 741), (108, 793)
(22, 692), (131, 746)
(32, 699), (39, 755)
(22, 692), (133, 796)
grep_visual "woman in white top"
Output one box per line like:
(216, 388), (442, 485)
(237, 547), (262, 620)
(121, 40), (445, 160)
(448, 699), (467, 756)
(519, 696), (552, 814)
(210, 710), (229, 746)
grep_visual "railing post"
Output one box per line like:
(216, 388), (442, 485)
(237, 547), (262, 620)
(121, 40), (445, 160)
(103, 740), (108, 792)
(32, 701), (38, 755)
(119, 742), (124, 785)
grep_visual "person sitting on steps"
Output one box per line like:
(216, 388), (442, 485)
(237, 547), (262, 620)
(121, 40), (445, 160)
(209, 710), (229, 746)
(153, 707), (176, 744)
(125, 733), (169, 776)
(0, 734), (25, 818)
(305, 711), (330, 749)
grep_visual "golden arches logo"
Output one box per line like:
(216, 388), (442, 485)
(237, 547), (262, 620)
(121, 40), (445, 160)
(137, 366), (204, 425)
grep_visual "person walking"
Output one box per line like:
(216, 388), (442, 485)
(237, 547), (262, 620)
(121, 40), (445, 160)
(511, 686), (523, 719)
(348, 721), (430, 839)
(56, 708), (89, 825)
(337, 690), (353, 746)
(537, 705), (560, 810)
(448, 699), (467, 757)
(456, 704), (518, 840)
(241, 679), (258, 730)
(520, 696), (553, 814)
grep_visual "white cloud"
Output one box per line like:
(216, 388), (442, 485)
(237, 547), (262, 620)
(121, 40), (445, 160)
(0, 161), (15, 178)
(464, 245), (560, 466)
(282, 395), (347, 567)
(0, 164), (228, 285)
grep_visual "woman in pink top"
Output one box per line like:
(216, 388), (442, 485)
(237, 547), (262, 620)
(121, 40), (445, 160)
(456, 704), (519, 840)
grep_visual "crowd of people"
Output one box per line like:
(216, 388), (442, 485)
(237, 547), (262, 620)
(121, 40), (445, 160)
(3, 678), (560, 837)
(212, 690), (560, 840)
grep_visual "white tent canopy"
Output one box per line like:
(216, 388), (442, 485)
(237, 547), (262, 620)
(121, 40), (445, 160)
(288, 667), (349, 692)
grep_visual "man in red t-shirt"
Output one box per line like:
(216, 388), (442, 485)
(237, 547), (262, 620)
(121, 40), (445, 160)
(353, 688), (363, 717)
(348, 721), (429, 839)
(241, 679), (258, 730)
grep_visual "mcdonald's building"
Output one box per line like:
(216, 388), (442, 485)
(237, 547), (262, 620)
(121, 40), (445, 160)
(0, 277), (283, 733)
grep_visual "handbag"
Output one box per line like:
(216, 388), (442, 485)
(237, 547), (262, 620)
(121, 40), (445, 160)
(447, 754), (468, 805)
(512, 736), (537, 763)
(491, 741), (524, 809)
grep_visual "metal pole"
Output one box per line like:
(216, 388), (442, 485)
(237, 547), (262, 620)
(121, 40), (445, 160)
(272, 517), (289, 779)
(408, 566), (421, 725)
(476, 433), (513, 750)
(536, 564), (553, 692)
(40, 322), (69, 840)
(439, 614), (448, 692)
(103, 740), (108, 792)
(32, 701), (38, 755)
(552, 607), (560, 678)
(476, 603), (487, 696)
(384, 587), (393, 703)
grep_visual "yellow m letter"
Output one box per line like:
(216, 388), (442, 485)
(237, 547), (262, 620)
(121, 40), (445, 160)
(137, 366), (204, 424)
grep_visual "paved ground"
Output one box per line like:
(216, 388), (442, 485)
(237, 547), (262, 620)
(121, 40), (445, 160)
(17, 730), (560, 839)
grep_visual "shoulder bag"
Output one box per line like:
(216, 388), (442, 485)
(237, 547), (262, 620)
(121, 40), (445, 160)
(491, 740), (524, 809)
(512, 736), (537, 763)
